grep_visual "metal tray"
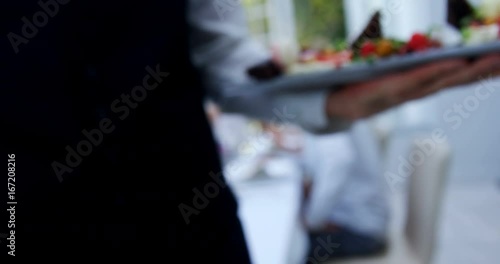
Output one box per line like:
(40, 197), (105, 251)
(226, 41), (500, 97)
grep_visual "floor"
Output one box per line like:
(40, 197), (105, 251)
(230, 159), (500, 264)
(433, 182), (500, 264)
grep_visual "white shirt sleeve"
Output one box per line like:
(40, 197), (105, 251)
(188, 0), (351, 133)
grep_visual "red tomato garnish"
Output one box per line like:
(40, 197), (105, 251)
(360, 41), (377, 57)
(408, 33), (430, 51)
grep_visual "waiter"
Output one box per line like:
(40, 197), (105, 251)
(2, 0), (500, 261)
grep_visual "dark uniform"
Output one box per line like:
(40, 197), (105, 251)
(1, 0), (251, 261)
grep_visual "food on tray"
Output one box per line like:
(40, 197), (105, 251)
(289, 15), (443, 73)
(288, 1), (500, 75)
(446, 0), (500, 45)
(350, 11), (442, 61)
(354, 33), (442, 60)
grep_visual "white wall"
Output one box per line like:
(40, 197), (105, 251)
(343, 0), (447, 41)
(266, 0), (299, 65)
(343, 0), (384, 42)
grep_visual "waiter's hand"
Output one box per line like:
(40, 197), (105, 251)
(327, 54), (500, 121)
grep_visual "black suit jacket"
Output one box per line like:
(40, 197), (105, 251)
(1, 0), (250, 261)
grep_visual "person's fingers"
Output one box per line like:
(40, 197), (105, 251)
(360, 60), (475, 116)
(467, 55), (500, 89)
(441, 55), (500, 86)
(484, 69), (500, 81)
(392, 59), (468, 100)
(405, 59), (469, 86)
(410, 55), (500, 99)
(327, 57), (500, 121)
(340, 59), (466, 102)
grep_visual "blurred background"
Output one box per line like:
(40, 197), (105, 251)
(206, 0), (500, 263)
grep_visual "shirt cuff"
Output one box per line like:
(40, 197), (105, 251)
(274, 90), (352, 134)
